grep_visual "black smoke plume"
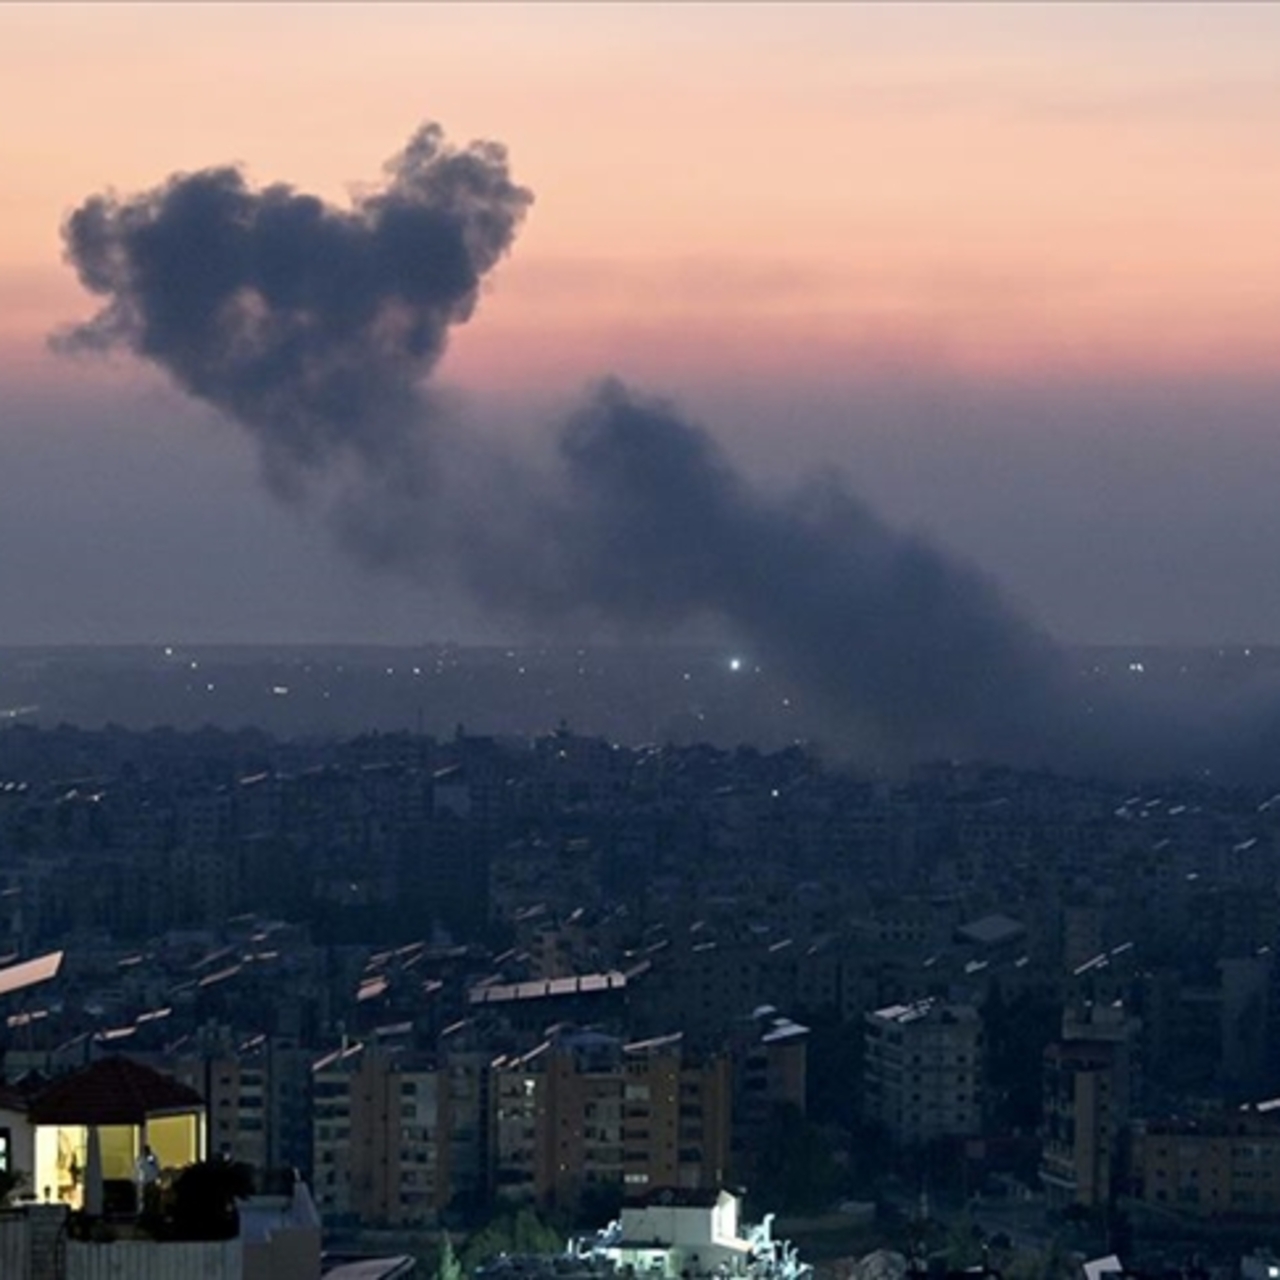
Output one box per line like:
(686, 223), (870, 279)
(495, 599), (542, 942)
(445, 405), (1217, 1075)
(489, 380), (1075, 765)
(57, 123), (532, 498)
(57, 122), (1214, 771)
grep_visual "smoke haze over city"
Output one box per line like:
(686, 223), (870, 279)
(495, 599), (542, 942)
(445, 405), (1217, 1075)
(46, 122), (1280, 776)
(2, 5), (1280, 774)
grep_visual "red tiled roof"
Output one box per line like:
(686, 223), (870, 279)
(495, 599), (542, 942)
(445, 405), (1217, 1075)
(29, 1056), (204, 1127)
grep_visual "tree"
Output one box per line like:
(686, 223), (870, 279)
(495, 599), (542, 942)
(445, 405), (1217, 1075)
(439, 1230), (465, 1280)
(461, 1206), (562, 1270)
(166, 1158), (255, 1241)
(942, 1212), (984, 1269)
(577, 1180), (624, 1228)
(750, 1102), (842, 1215)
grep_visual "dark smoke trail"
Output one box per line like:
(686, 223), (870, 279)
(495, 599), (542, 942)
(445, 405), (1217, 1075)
(56, 122), (1170, 770)
(456, 379), (1074, 765)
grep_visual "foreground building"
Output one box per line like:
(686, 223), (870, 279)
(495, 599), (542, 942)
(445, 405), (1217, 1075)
(0, 1052), (412, 1280)
(13, 1056), (206, 1212)
(569, 1186), (811, 1280)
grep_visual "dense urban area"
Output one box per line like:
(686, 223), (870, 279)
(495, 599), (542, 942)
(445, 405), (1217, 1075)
(2, 648), (1280, 1280)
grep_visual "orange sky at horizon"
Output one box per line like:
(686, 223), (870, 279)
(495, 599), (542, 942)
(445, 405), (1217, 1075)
(5, 1), (1280, 391)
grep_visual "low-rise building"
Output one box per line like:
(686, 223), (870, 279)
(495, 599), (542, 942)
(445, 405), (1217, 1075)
(571, 1186), (811, 1280)
(1130, 1099), (1280, 1219)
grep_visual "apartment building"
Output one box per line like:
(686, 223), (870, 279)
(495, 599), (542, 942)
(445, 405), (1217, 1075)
(311, 1038), (448, 1227)
(863, 998), (984, 1146)
(1131, 1100), (1280, 1219)
(1039, 1001), (1137, 1211)
(164, 1027), (314, 1182)
(492, 1027), (730, 1213)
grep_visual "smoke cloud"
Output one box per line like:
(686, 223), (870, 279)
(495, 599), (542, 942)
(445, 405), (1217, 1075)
(510, 381), (1073, 764)
(57, 122), (1228, 772)
(57, 124), (532, 500)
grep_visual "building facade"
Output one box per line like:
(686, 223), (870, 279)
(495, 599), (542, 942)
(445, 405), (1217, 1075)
(492, 1028), (731, 1212)
(863, 999), (984, 1146)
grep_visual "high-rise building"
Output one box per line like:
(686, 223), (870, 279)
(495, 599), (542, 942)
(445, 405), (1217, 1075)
(1039, 1001), (1137, 1211)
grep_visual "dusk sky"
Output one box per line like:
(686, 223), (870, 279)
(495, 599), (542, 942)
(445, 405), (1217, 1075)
(4, 2), (1280, 648)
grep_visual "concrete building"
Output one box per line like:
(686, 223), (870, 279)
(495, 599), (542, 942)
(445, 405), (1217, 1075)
(571, 1186), (811, 1280)
(491, 1027), (731, 1213)
(166, 1029), (313, 1184)
(863, 998), (984, 1146)
(1039, 1001), (1137, 1212)
(1130, 1099), (1280, 1219)
(311, 1038), (447, 1228)
(0, 1178), (328, 1280)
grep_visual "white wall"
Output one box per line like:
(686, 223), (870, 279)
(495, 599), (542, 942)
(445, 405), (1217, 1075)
(66, 1238), (242, 1280)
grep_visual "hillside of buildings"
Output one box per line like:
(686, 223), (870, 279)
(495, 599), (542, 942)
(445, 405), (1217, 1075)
(1, 641), (1275, 757)
(1, 711), (1280, 1277)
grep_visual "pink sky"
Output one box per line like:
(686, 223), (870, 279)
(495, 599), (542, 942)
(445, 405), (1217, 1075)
(4, 2), (1280, 390)
(5, 3), (1280, 648)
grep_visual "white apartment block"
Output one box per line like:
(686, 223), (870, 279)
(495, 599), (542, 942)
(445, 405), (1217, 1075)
(863, 998), (983, 1146)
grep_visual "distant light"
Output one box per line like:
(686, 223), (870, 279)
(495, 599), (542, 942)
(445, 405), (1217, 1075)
(728, 657), (743, 673)
(1128, 661), (1145, 674)
(770, 789), (780, 799)
(190, 661), (199, 670)
(206, 682), (215, 692)
(271, 686), (289, 697)
(163, 646), (174, 658)
(412, 667), (421, 676)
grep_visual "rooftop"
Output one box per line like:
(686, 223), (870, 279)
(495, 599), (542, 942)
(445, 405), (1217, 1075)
(29, 1055), (204, 1127)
